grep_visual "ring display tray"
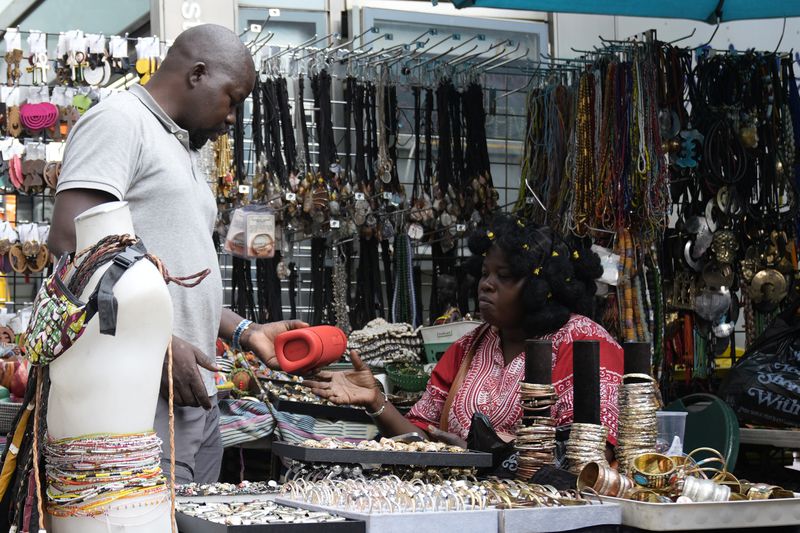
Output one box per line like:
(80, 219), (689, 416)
(276, 497), (498, 533)
(177, 509), (365, 533)
(599, 495), (800, 530)
(272, 441), (493, 467)
(177, 494), (279, 504)
(268, 393), (372, 423)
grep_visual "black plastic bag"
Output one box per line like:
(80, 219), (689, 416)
(719, 317), (800, 428)
(466, 412), (517, 477)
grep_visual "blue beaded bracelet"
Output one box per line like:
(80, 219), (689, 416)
(232, 319), (253, 351)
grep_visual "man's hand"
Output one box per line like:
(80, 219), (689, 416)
(304, 351), (380, 408)
(161, 335), (219, 409)
(426, 425), (468, 449)
(240, 320), (308, 370)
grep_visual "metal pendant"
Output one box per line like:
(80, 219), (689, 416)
(711, 230), (738, 264)
(381, 219), (396, 240)
(750, 268), (787, 309)
(702, 261), (734, 290)
(407, 223), (424, 241)
(439, 212), (453, 229)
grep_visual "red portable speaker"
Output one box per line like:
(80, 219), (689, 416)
(274, 325), (347, 374)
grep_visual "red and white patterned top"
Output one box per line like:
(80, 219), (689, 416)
(406, 315), (624, 444)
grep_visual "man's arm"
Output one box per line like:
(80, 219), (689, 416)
(48, 189), (118, 256)
(219, 308), (246, 341)
(219, 308), (307, 369)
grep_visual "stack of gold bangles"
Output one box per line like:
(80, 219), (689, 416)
(615, 374), (661, 474)
(515, 382), (557, 481)
(565, 423), (608, 474)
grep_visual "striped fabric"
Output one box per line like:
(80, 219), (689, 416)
(218, 399), (275, 448)
(218, 399), (379, 448)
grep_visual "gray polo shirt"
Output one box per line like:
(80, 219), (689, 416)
(57, 84), (222, 395)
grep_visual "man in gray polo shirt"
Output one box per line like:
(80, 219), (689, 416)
(48, 24), (305, 484)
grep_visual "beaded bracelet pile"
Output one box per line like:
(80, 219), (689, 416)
(45, 431), (168, 518)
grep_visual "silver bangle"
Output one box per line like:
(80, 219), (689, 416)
(366, 392), (388, 418)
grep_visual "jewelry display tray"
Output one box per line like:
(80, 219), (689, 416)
(268, 393), (373, 423)
(176, 509), (365, 533)
(276, 497), (498, 533)
(272, 441), (493, 467)
(499, 501), (621, 533)
(597, 495), (800, 530)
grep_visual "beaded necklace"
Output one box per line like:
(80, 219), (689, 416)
(391, 234), (417, 328)
(573, 71), (596, 234)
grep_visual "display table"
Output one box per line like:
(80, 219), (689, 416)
(739, 428), (800, 448)
(600, 496), (800, 532)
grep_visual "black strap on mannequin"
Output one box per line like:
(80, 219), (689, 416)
(95, 240), (147, 335)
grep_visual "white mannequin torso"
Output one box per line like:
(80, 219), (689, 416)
(47, 201), (173, 532)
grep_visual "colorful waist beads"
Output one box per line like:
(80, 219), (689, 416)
(45, 431), (167, 518)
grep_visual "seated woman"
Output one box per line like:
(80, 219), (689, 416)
(306, 215), (623, 449)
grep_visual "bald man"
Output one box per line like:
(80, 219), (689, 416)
(49, 24), (306, 484)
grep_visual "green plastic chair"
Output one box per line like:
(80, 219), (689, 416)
(665, 393), (740, 471)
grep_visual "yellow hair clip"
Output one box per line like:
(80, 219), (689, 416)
(551, 251), (559, 257)
(572, 251), (580, 259)
(533, 267), (542, 276)
(487, 231), (495, 240)
(522, 244), (529, 250)
(517, 219), (525, 228)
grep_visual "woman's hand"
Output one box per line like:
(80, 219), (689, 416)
(241, 320), (309, 370)
(426, 425), (468, 449)
(305, 351), (382, 410)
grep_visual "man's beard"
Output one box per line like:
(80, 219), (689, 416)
(189, 132), (209, 151)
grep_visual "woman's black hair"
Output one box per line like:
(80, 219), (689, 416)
(466, 213), (604, 336)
